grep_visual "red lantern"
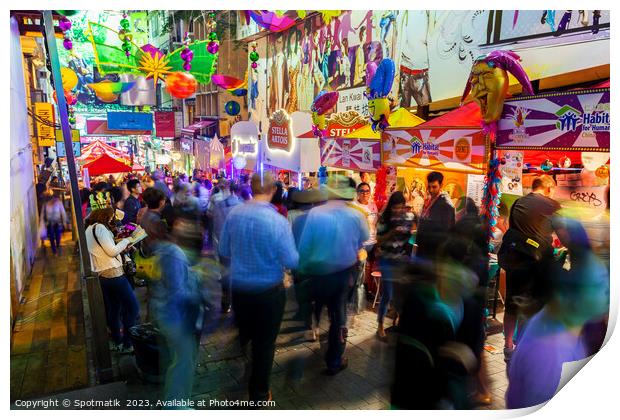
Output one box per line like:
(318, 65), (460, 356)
(165, 71), (197, 99)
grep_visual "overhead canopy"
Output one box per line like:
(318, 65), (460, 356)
(344, 108), (425, 139)
(181, 120), (217, 137)
(417, 101), (482, 128)
(78, 139), (130, 163)
(83, 153), (133, 176)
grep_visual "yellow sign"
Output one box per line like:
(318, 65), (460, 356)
(35, 102), (55, 146)
(55, 129), (80, 142)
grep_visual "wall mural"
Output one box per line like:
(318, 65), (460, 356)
(255, 10), (609, 120)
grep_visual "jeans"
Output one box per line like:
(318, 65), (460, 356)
(378, 278), (394, 324)
(309, 267), (354, 369)
(159, 321), (199, 406)
(349, 260), (367, 314)
(232, 285), (286, 401)
(99, 275), (140, 347)
(46, 223), (62, 254)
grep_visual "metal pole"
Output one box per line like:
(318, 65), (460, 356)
(42, 11), (90, 276)
(43, 11), (114, 383)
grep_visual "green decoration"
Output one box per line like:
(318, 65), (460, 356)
(208, 32), (218, 41)
(249, 51), (259, 62)
(88, 22), (218, 85)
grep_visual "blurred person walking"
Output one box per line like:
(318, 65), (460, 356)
(218, 172), (299, 402)
(297, 175), (369, 374)
(39, 189), (69, 255)
(375, 191), (415, 339)
(505, 218), (608, 409)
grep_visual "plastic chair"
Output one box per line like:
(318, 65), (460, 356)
(371, 271), (382, 308)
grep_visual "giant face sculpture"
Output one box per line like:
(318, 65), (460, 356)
(468, 61), (509, 124)
(461, 50), (534, 136)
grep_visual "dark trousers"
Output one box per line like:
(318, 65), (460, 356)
(46, 223), (62, 254)
(232, 285), (286, 401)
(309, 267), (354, 369)
(219, 256), (232, 310)
(99, 275), (140, 347)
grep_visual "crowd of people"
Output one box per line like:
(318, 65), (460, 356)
(55, 165), (608, 410)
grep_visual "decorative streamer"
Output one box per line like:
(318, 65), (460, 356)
(180, 32), (194, 71)
(374, 165), (388, 211)
(59, 15), (73, 51)
(250, 42), (259, 72)
(480, 158), (503, 249)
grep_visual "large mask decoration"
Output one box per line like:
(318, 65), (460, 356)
(461, 50), (534, 139)
(365, 58), (395, 132)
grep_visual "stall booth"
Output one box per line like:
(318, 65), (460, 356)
(320, 111), (382, 181)
(230, 121), (259, 179)
(381, 102), (490, 215)
(335, 108), (426, 187)
(261, 110), (321, 188)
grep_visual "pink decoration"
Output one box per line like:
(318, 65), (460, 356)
(207, 42), (219, 54)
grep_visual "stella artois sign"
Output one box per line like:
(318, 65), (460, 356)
(268, 109), (293, 152)
(325, 111), (367, 138)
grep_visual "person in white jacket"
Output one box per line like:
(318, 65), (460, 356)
(85, 205), (139, 353)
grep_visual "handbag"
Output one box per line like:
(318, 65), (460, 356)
(134, 244), (161, 281)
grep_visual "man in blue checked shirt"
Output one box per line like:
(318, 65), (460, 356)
(218, 172), (299, 403)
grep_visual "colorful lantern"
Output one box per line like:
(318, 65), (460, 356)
(165, 71), (197, 99)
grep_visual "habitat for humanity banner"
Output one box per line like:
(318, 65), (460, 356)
(496, 88), (610, 151)
(382, 127), (487, 173)
(320, 138), (381, 171)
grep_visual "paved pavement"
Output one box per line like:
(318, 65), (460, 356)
(16, 282), (508, 410)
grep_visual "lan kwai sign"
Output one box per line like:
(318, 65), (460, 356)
(268, 109), (293, 152)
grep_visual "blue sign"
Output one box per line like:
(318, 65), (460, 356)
(56, 141), (82, 157)
(107, 112), (153, 131)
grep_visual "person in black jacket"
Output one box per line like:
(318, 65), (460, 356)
(415, 171), (456, 261)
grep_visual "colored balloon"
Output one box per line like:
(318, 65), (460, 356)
(365, 61), (377, 87)
(369, 58), (395, 98)
(60, 67), (78, 91)
(165, 71), (197, 99)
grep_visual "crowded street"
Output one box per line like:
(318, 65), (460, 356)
(9, 7), (611, 412)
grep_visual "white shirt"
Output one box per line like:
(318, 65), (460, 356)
(352, 199), (379, 246)
(86, 223), (131, 274)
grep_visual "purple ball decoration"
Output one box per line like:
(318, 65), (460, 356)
(59, 17), (72, 32)
(251, 62), (258, 69)
(207, 41), (219, 54)
(63, 38), (73, 50)
(180, 48), (194, 61)
(183, 62), (192, 71)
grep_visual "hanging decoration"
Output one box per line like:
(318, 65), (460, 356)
(206, 11), (220, 55)
(480, 158), (503, 249)
(311, 90), (339, 139)
(248, 11), (297, 32)
(224, 101), (241, 116)
(180, 32), (194, 71)
(165, 71), (197, 99)
(119, 13), (133, 58)
(364, 58), (395, 132)
(87, 80), (136, 102)
(88, 22), (219, 85)
(374, 165), (388, 211)
(249, 42), (259, 72)
(461, 50), (534, 140)
(60, 67), (78, 91)
(58, 15), (73, 51)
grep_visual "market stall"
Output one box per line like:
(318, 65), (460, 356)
(381, 102), (490, 214)
(82, 153), (133, 176)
